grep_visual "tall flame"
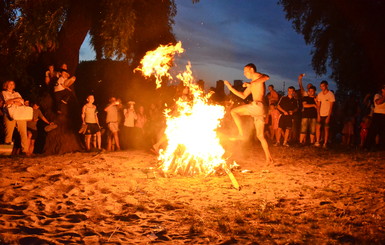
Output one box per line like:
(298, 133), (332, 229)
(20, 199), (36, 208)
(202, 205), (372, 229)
(135, 41), (184, 89)
(136, 42), (228, 176)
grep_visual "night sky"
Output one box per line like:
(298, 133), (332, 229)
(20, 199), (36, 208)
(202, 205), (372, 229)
(79, 0), (334, 93)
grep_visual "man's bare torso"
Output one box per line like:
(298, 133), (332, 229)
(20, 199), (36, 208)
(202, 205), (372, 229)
(250, 78), (266, 102)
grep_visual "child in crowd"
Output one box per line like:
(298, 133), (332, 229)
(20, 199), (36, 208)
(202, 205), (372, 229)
(123, 101), (137, 149)
(135, 105), (147, 148)
(81, 95), (102, 151)
(27, 102), (54, 155)
(266, 104), (281, 145)
(359, 115), (371, 147)
(342, 117), (355, 145)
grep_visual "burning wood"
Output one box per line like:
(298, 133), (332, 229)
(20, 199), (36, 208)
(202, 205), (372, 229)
(135, 42), (240, 190)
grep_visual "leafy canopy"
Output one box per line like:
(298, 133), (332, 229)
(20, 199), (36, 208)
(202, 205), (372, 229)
(0, 0), (177, 79)
(279, 0), (385, 93)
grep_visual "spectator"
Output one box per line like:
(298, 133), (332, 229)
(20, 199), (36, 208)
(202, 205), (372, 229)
(266, 85), (279, 105)
(0, 95), (4, 143)
(44, 64), (59, 86)
(147, 102), (165, 151)
(365, 84), (385, 150)
(1, 80), (28, 154)
(361, 93), (373, 117)
(276, 86), (299, 146)
(295, 73), (314, 142)
(27, 102), (53, 155)
(315, 81), (335, 148)
(341, 94), (360, 146)
(341, 117), (355, 146)
(299, 86), (317, 145)
(135, 105), (147, 148)
(359, 115), (371, 148)
(54, 69), (76, 113)
(266, 103), (281, 144)
(60, 63), (68, 74)
(81, 95), (102, 151)
(104, 97), (121, 151)
(123, 101), (137, 149)
(297, 73), (314, 97)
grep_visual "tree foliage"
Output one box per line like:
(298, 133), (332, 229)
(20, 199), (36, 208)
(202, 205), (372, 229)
(90, 0), (176, 64)
(279, 0), (385, 93)
(0, 0), (177, 80)
(0, 0), (65, 62)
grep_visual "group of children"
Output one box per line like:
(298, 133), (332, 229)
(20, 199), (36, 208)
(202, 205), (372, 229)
(80, 95), (149, 152)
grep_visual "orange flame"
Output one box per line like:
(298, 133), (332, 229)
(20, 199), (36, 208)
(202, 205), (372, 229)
(135, 41), (184, 89)
(136, 42), (227, 176)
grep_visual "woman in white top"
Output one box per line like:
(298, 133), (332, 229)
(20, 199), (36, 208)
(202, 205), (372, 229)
(1, 80), (28, 154)
(81, 95), (101, 151)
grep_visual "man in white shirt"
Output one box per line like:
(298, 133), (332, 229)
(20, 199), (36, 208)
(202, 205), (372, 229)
(365, 85), (385, 150)
(315, 80), (335, 148)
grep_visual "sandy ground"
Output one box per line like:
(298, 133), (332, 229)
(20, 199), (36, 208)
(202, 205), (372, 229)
(0, 144), (384, 244)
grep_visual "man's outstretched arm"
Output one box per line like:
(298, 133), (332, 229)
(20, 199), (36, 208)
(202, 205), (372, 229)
(251, 73), (270, 84)
(224, 80), (251, 99)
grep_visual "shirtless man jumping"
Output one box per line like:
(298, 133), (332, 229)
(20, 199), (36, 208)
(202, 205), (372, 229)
(224, 63), (273, 164)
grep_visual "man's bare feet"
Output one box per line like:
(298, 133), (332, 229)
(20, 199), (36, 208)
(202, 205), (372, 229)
(265, 157), (274, 165)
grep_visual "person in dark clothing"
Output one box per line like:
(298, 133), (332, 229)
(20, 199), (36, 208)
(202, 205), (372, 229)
(299, 86), (317, 144)
(276, 86), (299, 146)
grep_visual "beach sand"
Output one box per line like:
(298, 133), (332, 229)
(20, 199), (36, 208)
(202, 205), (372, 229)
(0, 145), (384, 244)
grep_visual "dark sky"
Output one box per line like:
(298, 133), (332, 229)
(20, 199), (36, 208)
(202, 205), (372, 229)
(80, 0), (333, 92)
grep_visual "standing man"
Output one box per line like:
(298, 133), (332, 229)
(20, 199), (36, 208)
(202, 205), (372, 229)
(365, 84), (385, 150)
(299, 86), (317, 144)
(224, 63), (273, 164)
(315, 80), (335, 148)
(104, 97), (121, 151)
(297, 73), (314, 97)
(276, 86), (299, 146)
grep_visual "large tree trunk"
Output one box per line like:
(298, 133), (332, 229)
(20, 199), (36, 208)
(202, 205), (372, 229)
(53, 0), (93, 73)
(40, 0), (94, 154)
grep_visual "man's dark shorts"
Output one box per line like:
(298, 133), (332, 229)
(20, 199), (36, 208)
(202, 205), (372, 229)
(279, 114), (293, 130)
(85, 123), (101, 135)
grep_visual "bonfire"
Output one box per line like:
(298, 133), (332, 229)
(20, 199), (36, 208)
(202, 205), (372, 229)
(135, 42), (239, 189)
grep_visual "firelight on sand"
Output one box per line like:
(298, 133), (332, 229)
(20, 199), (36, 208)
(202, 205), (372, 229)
(136, 42), (239, 188)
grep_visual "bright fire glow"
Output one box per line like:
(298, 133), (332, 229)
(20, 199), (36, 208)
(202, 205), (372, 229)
(135, 41), (184, 89)
(136, 42), (227, 176)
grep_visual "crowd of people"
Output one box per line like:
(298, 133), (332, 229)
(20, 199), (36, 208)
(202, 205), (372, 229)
(1, 63), (384, 157)
(262, 74), (385, 151)
(222, 64), (384, 164)
(0, 64), (163, 156)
